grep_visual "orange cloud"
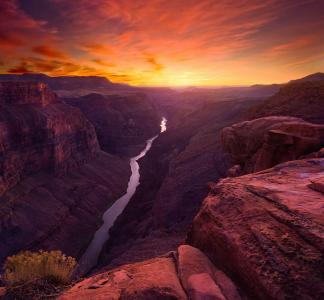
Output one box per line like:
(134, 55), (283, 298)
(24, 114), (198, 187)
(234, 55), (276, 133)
(92, 59), (114, 66)
(32, 45), (67, 59)
(81, 44), (115, 56)
(8, 62), (31, 74)
(2, 0), (324, 86)
(145, 55), (164, 72)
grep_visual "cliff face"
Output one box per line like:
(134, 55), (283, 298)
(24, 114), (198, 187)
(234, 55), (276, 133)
(221, 116), (324, 174)
(0, 82), (130, 263)
(0, 81), (99, 196)
(65, 93), (161, 157)
(0, 81), (57, 106)
(249, 80), (324, 124)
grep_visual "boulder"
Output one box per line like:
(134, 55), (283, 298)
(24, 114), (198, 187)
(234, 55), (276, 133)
(177, 245), (242, 300)
(60, 245), (244, 300)
(59, 255), (187, 300)
(188, 158), (324, 300)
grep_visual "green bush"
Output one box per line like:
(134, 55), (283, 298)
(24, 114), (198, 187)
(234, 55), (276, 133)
(3, 250), (76, 287)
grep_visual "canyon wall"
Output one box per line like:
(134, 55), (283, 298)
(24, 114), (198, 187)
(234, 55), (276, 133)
(65, 93), (161, 157)
(0, 82), (130, 263)
(0, 82), (99, 196)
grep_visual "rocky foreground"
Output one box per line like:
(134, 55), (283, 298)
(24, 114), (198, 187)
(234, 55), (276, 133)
(60, 245), (243, 300)
(189, 157), (324, 300)
(60, 112), (324, 299)
(60, 155), (324, 300)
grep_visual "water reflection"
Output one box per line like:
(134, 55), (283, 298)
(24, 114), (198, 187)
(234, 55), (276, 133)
(78, 118), (167, 274)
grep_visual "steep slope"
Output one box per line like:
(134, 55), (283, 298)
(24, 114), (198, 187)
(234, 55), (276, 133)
(99, 97), (260, 268)
(0, 82), (130, 263)
(289, 72), (324, 83)
(0, 81), (99, 195)
(65, 93), (161, 157)
(249, 80), (324, 124)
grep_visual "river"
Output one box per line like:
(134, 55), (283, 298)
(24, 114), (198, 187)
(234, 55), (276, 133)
(78, 117), (167, 274)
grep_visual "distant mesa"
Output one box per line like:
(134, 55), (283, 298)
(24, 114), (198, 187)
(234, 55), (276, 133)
(249, 79), (324, 124)
(0, 73), (133, 96)
(289, 72), (324, 84)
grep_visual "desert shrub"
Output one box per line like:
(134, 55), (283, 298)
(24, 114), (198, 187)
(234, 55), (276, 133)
(2, 250), (76, 287)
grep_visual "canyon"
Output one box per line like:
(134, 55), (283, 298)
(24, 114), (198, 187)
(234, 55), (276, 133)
(0, 80), (160, 265)
(0, 73), (324, 299)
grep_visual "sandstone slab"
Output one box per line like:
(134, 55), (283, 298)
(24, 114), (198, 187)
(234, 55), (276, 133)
(59, 256), (187, 300)
(189, 158), (324, 300)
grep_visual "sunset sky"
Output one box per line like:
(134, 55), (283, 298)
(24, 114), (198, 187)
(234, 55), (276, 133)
(1, 0), (324, 86)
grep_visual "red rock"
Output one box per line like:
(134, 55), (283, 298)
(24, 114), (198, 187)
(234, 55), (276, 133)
(59, 255), (187, 300)
(187, 273), (226, 300)
(188, 158), (324, 300)
(0, 287), (5, 297)
(221, 116), (324, 173)
(308, 176), (324, 194)
(0, 82), (100, 196)
(60, 245), (245, 300)
(177, 245), (242, 300)
(302, 147), (324, 158)
(0, 81), (57, 106)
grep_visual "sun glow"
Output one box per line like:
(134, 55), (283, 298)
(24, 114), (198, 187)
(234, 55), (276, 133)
(1, 0), (324, 86)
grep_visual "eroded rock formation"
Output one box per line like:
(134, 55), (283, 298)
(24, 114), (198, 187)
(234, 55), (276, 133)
(0, 81), (100, 195)
(221, 116), (324, 174)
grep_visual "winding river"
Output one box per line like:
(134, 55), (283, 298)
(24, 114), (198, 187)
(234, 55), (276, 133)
(78, 117), (167, 274)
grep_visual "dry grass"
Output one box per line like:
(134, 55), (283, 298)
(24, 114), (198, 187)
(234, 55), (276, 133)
(1, 250), (76, 299)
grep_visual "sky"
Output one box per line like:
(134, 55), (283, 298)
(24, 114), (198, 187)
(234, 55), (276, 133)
(0, 0), (323, 86)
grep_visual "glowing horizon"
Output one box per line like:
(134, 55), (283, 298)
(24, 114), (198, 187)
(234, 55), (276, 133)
(1, 0), (324, 87)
